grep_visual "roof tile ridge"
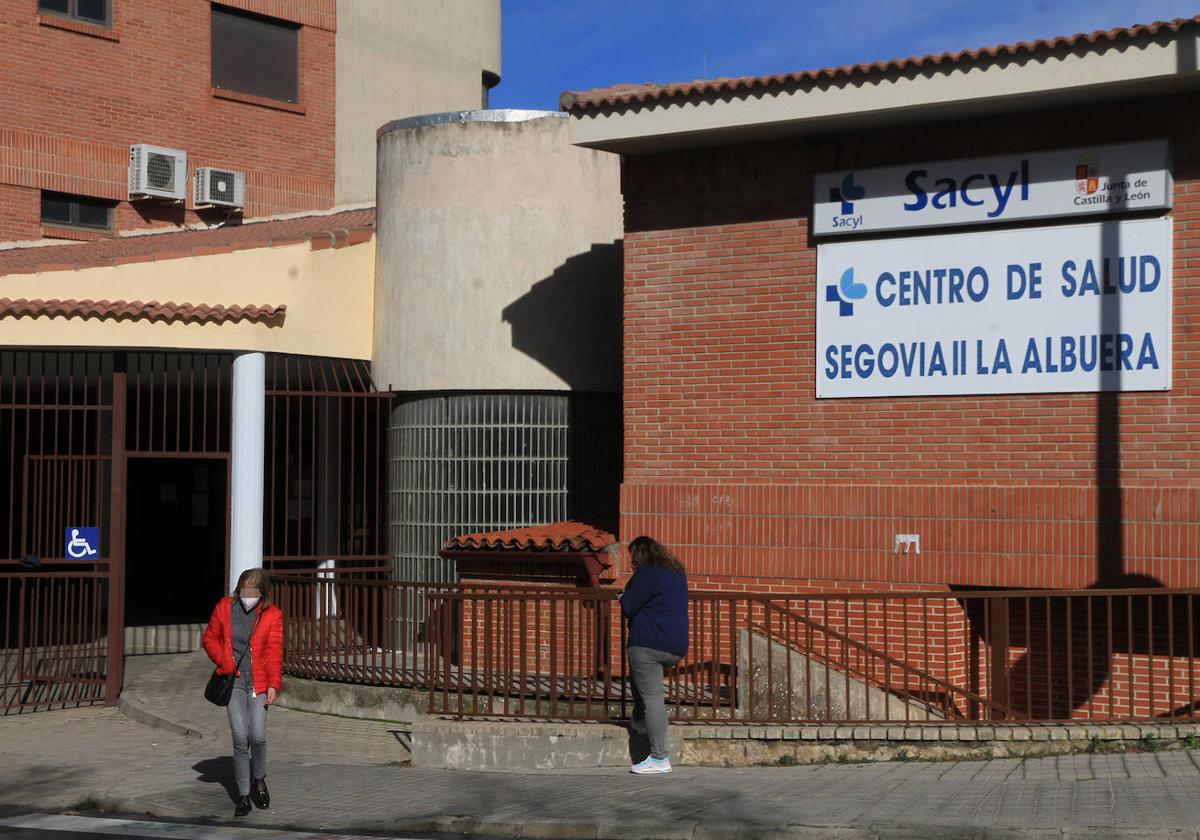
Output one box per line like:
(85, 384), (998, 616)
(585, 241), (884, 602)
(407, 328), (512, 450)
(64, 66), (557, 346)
(561, 14), (1200, 111)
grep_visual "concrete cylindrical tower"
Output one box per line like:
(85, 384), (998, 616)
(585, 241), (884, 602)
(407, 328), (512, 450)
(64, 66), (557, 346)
(374, 110), (624, 581)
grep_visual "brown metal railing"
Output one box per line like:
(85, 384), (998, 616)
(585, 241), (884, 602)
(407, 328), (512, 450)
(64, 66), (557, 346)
(432, 586), (1200, 722)
(276, 575), (1200, 724)
(426, 587), (622, 719)
(702, 595), (1014, 723)
(275, 573), (455, 687)
(1, 352), (125, 713)
(1, 569), (109, 713)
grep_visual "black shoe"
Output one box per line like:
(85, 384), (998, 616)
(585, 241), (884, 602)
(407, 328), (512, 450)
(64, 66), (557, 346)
(234, 795), (253, 817)
(252, 780), (270, 809)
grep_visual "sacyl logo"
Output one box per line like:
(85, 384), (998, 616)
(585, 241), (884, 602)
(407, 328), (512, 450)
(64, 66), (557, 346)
(828, 173), (865, 230)
(825, 267), (867, 317)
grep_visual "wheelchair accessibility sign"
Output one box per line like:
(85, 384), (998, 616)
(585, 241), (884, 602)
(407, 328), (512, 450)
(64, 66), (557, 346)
(65, 527), (100, 560)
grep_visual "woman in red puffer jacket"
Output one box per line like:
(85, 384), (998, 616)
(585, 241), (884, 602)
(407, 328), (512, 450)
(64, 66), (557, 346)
(202, 567), (284, 817)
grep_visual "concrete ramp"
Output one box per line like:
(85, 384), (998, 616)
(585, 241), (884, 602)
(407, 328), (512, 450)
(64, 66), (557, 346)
(738, 629), (946, 722)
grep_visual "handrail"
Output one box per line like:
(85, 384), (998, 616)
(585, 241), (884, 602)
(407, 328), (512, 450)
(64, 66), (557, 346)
(705, 586), (1194, 601)
(758, 600), (1017, 721)
(275, 576), (1200, 723)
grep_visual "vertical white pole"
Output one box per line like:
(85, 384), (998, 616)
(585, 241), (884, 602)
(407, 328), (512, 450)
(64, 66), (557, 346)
(316, 557), (338, 619)
(230, 352), (266, 592)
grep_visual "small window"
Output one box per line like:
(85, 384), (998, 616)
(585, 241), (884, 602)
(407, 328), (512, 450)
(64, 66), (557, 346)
(41, 192), (115, 231)
(38, 0), (111, 26)
(211, 5), (299, 104)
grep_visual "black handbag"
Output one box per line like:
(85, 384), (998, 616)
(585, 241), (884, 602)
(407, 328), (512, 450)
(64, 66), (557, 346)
(204, 610), (260, 707)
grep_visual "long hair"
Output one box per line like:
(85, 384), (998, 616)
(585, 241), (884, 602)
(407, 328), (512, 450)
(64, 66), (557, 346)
(628, 536), (685, 574)
(234, 567), (271, 604)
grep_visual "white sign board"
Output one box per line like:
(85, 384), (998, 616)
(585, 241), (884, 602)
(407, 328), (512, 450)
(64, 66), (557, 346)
(816, 218), (1171, 398)
(813, 140), (1172, 236)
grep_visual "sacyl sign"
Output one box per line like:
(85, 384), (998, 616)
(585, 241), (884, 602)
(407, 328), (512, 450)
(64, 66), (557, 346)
(813, 140), (1171, 236)
(816, 218), (1171, 399)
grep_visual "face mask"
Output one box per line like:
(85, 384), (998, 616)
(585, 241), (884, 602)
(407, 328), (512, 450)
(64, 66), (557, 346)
(240, 596), (260, 610)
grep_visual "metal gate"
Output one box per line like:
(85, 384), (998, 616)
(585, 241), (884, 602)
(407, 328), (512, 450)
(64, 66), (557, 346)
(1, 351), (391, 713)
(0, 352), (126, 712)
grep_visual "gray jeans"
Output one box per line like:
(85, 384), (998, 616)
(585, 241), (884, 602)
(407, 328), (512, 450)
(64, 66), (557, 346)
(227, 684), (268, 796)
(628, 645), (681, 760)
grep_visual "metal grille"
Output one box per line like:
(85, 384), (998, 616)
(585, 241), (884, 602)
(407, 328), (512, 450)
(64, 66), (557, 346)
(0, 350), (397, 708)
(127, 353), (232, 454)
(210, 171), (235, 201)
(0, 351), (122, 713)
(0, 352), (115, 563)
(146, 153), (174, 190)
(263, 356), (392, 574)
(391, 392), (621, 583)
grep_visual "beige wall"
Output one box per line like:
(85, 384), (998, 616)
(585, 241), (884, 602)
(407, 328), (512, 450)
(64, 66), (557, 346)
(374, 112), (623, 392)
(335, 0), (502, 204)
(0, 241), (375, 359)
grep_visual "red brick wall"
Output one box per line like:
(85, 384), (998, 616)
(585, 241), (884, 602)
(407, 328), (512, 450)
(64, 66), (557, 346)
(0, 0), (336, 241)
(620, 91), (1200, 591)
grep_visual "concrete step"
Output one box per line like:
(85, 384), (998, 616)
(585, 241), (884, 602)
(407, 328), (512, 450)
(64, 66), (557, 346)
(411, 717), (1200, 770)
(124, 623), (205, 655)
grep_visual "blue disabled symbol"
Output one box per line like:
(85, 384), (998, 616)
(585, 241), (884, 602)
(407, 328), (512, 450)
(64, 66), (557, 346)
(65, 527), (100, 560)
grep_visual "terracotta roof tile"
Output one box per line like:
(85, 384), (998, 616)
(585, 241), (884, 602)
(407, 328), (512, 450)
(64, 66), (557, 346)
(0, 208), (375, 278)
(444, 521), (617, 553)
(0, 298), (286, 325)
(561, 16), (1200, 112)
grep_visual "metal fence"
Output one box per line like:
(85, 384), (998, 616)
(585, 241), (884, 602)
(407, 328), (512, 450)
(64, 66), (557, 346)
(276, 576), (1200, 724)
(1, 569), (110, 713)
(0, 352), (123, 713)
(0, 350), (395, 713)
(274, 573), (448, 687)
(263, 356), (392, 576)
(427, 587), (622, 719)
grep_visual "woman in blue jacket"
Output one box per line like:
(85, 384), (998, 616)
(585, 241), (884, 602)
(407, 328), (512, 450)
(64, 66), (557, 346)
(620, 535), (688, 774)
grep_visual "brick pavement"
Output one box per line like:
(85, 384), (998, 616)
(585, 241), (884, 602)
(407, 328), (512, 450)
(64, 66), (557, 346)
(3, 654), (1200, 838)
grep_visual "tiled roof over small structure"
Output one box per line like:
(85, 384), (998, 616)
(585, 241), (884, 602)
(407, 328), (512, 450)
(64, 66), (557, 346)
(560, 16), (1200, 112)
(0, 208), (375, 278)
(442, 522), (618, 586)
(444, 521), (616, 553)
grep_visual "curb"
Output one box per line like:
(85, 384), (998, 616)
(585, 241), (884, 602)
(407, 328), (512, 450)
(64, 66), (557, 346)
(116, 692), (208, 740)
(87, 795), (194, 822)
(81, 795), (1200, 840)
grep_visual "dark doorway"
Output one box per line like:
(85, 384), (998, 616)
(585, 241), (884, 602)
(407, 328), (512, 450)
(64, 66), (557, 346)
(125, 458), (228, 626)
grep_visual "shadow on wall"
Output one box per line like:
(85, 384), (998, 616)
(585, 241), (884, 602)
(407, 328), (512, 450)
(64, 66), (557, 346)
(130, 202), (234, 229)
(501, 242), (623, 392)
(959, 205), (1174, 720)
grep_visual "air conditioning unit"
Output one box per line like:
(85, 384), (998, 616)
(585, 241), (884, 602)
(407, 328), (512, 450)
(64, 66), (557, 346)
(129, 144), (188, 201)
(194, 167), (246, 209)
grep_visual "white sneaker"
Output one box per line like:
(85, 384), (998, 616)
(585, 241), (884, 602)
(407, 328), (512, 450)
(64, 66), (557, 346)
(630, 756), (672, 774)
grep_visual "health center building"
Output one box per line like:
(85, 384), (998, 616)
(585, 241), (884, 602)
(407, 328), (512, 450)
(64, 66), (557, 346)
(562, 15), (1200, 595)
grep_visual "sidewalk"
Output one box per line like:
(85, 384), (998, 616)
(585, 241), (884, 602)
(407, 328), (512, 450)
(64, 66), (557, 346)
(2, 653), (1200, 839)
